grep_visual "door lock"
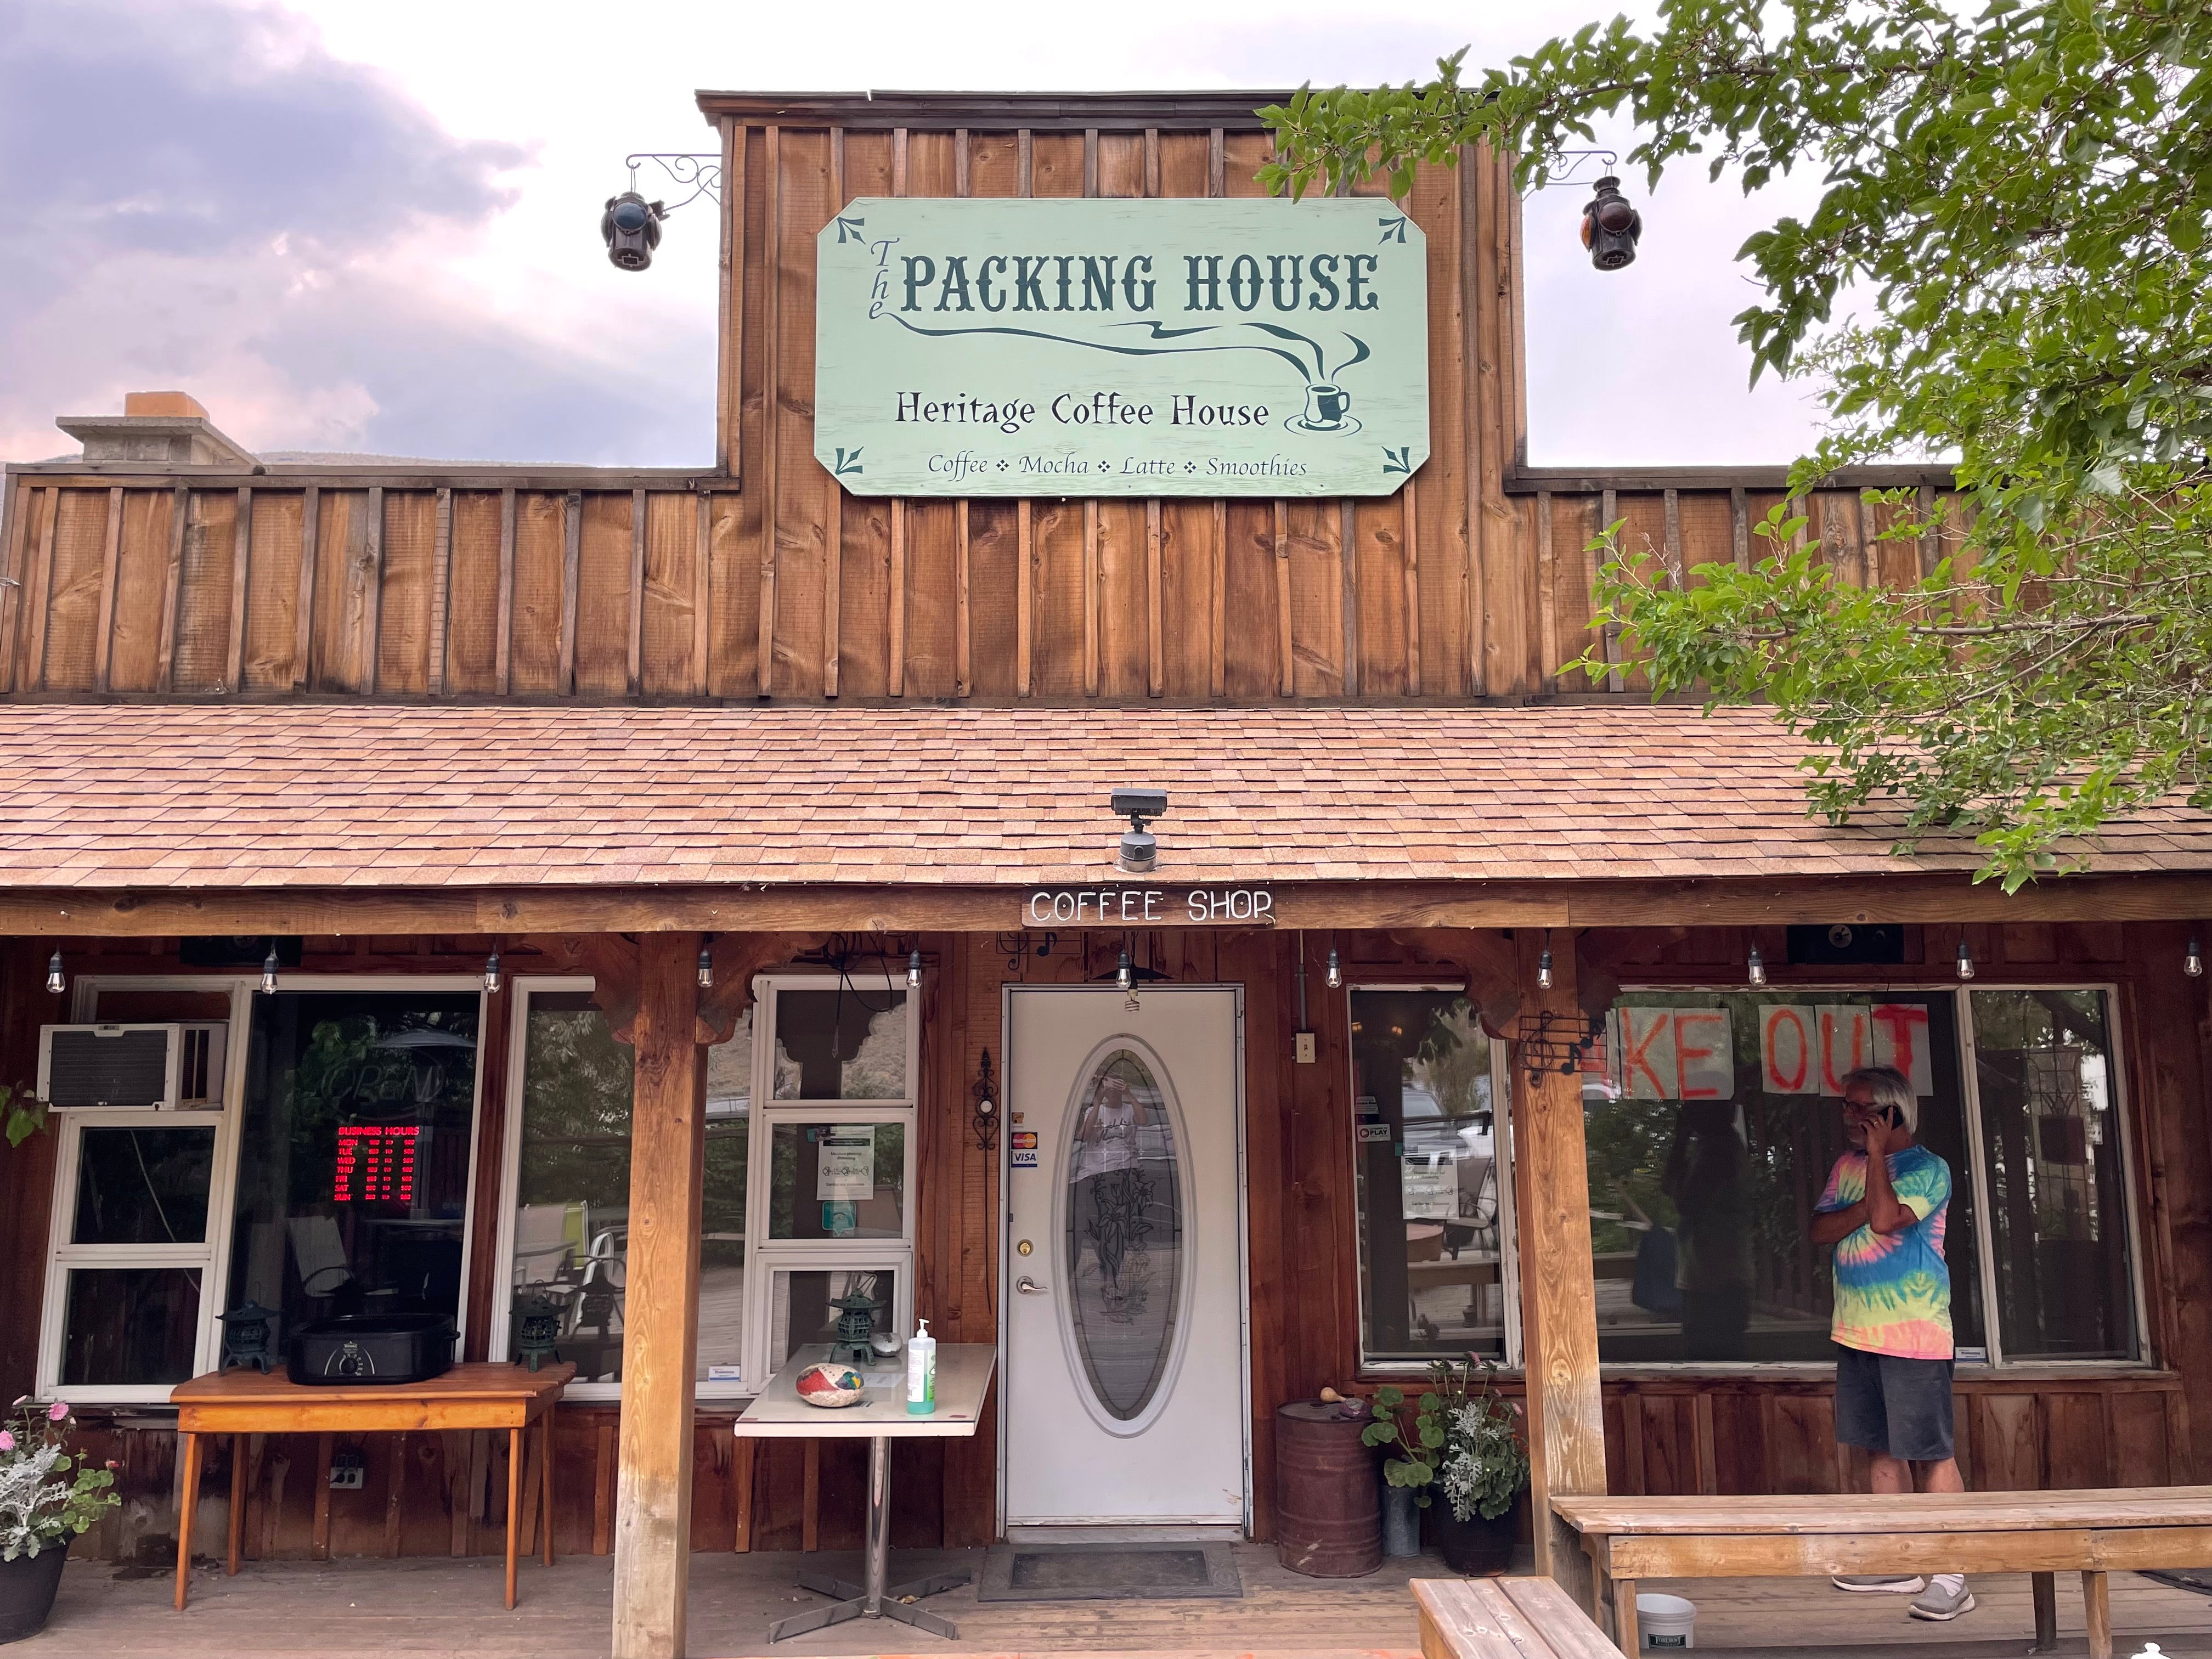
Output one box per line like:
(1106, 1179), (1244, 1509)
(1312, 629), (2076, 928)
(1015, 1276), (1049, 1296)
(1016, 1239), (1033, 1256)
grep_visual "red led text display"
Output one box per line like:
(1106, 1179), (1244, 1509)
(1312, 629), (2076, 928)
(334, 1124), (421, 1204)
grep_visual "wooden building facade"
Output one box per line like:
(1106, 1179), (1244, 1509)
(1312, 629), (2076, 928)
(0, 90), (2207, 1659)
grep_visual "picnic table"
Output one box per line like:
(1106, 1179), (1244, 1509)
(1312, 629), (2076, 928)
(170, 1362), (573, 1612)
(1554, 1488), (2212, 1659)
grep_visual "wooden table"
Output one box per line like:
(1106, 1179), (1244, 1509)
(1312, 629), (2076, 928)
(170, 1362), (574, 1612)
(1554, 1488), (2212, 1659)
(1414, 1576), (1623, 1659)
(735, 1342), (996, 1643)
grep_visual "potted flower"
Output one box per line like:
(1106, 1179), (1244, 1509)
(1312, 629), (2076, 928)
(1361, 1355), (1530, 1575)
(1, 1398), (119, 1643)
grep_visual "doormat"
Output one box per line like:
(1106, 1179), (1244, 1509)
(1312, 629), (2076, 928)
(975, 1543), (1243, 1602)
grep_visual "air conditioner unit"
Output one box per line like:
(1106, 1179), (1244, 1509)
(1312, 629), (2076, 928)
(37, 1023), (229, 1111)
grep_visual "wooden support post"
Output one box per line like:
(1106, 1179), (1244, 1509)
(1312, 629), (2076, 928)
(1511, 928), (1606, 1607)
(610, 933), (708, 1659)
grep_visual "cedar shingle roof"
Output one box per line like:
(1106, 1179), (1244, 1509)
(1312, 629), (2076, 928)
(1, 703), (2207, 890)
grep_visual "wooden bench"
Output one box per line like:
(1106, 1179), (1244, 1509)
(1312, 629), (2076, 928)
(1554, 1488), (2212, 1659)
(1413, 1576), (1623, 1659)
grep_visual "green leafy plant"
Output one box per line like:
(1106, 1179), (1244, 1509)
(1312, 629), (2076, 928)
(2, 1084), (50, 1150)
(1362, 1355), (1531, 1521)
(1, 1398), (119, 1560)
(1264, 1), (2212, 891)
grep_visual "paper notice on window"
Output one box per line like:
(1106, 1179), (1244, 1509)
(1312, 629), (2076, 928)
(1401, 1153), (1458, 1221)
(817, 1125), (877, 1201)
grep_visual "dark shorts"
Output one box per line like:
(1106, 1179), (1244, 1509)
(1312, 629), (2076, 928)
(1834, 1345), (1955, 1462)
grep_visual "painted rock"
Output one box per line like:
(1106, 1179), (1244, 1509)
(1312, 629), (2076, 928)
(795, 1363), (867, 1408)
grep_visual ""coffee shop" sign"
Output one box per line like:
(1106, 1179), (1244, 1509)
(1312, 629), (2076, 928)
(815, 198), (1430, 498)
(1025, 887), (1276, 926)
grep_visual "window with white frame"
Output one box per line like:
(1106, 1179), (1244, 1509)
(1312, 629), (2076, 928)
(40, 977), (487, 1404)
(493, 972), (917, 1398)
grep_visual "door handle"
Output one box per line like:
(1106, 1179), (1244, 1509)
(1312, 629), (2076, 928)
(1015, 1276), (1050, 1296)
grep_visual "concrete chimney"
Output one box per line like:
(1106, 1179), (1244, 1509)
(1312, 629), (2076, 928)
(57, 392), (257, 469)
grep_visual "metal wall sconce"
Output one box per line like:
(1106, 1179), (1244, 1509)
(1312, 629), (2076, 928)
(972, 1048), (999, 1151)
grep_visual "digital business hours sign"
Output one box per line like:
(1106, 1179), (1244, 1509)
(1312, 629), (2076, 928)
(814, 197), (1430, 498)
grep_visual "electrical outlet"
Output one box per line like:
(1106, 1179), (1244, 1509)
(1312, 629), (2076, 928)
(328, 1451), (365, 1491)
(1294, 1031), (1317, 1064)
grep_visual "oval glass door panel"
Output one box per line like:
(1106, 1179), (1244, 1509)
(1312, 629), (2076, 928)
(1063, 1048), (1184, 1423)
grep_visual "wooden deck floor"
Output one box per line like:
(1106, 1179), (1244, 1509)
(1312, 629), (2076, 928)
(15, 1546), (2212, 1658)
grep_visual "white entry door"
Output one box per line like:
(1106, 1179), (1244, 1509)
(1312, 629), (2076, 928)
(1002, 985), (1247, 1530)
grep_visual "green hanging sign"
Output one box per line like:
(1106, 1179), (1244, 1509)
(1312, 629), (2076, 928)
(814, 197), (1430, 498)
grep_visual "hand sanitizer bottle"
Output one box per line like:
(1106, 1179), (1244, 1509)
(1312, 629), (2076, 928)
(906, 1318), (936, 1415)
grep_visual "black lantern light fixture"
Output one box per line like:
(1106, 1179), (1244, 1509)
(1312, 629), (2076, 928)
(601, 154), (720, 274)
(1111, 787), (1168, 873)
(971, 1047), (999, 1151)
(1580, 176), (1643, 271)
(44, 951), (64, 996)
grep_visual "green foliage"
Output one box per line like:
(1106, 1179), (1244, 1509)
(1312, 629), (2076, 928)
(1359, 1355), (1530, 1520)
(1264, 1), (2212, 889)
(2, 1083), (49, 1149)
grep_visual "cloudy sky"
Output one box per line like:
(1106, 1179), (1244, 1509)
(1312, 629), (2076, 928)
(0, 0), (1837, 469)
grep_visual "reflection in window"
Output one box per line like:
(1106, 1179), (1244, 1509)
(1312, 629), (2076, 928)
(74, 1127), (215, 1245)
(227, 992), (480, 1345)
(508, 993), (749, 1386)
(1352, 992), (1505, 1365)
(771, 988), (908, 1100)
(767, 1266), (899, 1369)
(1585, 992), (1983, 1363)
(768, 1122), (906, 1240)
(1065, 1049), (1183, 1421)
(61, 1267), (202, 1387)
(1972, 990), (2136, 1359)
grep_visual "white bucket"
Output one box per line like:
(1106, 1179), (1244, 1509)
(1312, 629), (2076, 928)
(1638, 1593), (1697, 1650)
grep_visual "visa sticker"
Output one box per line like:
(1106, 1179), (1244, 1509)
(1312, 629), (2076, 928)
(1012, 1150), (1040, 1169)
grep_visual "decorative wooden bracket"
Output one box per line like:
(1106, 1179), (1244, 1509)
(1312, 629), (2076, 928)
(548, 933), (646, 1043)
(695, 932), (830, 1045)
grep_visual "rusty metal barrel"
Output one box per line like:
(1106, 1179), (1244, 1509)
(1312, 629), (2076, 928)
(1274, 1400), (1383, 1577)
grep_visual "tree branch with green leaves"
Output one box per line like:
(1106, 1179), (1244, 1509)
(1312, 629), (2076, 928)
(1263, 0), (2212, 889)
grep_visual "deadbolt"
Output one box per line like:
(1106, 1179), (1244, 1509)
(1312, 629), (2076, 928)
(1017, 1239), (1033, 1256)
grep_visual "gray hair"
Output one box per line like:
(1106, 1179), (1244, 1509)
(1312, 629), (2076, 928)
(1841, 1065), (1917, 1132)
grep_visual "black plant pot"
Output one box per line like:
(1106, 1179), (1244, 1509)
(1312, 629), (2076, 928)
(0, 1534), (70, 1645)
(1428, 1492), (1523, 1576)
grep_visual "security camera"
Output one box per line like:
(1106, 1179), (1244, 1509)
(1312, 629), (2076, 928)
(602, 191), (666, 272)
(1110, 789), (1168, 874)
(1580, 176), (1643, 272)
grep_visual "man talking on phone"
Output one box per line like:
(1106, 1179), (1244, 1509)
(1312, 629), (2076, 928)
(1810, 1064), (1972, 1622)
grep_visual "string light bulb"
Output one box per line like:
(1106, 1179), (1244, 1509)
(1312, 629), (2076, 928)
(2187, 935), (2204, 978)
(1747, 944), (1767, 987)
(259, 947), (280, 996)
(697, 946), (714, 991)
(44, 951), (64, 996)
(907, 949), (923, 989)
(1537, 949), (1554, 992)
(1325, 947), (1342, 990)
(483, 951), (503, 995)
(1116, 949), (1133, 994)
(1955, 936), (1976, 981)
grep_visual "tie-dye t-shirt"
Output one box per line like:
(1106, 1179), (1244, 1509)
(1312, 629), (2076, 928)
(1816, 1146), (1954, 1359)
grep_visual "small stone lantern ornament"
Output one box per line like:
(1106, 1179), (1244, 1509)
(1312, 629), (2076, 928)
(219, 1302), (280, 1373)
(828, 1285), (884, 1367)
(512, 1291), (564, 1372)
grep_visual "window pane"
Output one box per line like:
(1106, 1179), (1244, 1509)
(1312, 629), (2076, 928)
(1587, 992), (1983, 1363)
(1351, 992), (1506, 1365)
(766, 1122), (906, 1239)
(768, 1266), (900, 1371)
(74, 1126), (216, 1244)
(61, 1267), (200, 1386)
(226, 991), (479, 1341)
(772, 989), (909, 1099)
(1971, 990), (2136, 1359)
(509, 994), (749, 1386)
